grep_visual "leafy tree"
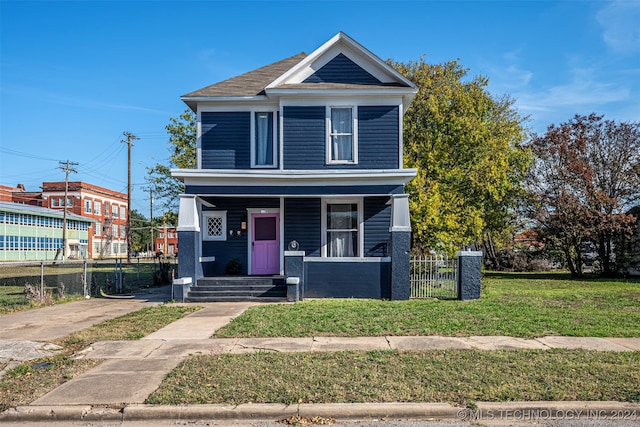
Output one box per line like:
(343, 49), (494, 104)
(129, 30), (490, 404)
(129, 209), (151, 253)
(527, 114), (640, 277)
(390, 58), (531, 255)
(146, 109), (197, 212)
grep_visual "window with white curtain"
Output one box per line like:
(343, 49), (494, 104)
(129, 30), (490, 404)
(328, 107), (355, 163)
(253, 112), (275, 167)
(324, 201), (360, 257)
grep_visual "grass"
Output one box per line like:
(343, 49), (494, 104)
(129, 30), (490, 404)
(0, 304), (200, 411)
(55, 304), (200, 353)
(147, 349), (640, 405)
(215, 272), (640, 338)
(0, 285), (83, 315)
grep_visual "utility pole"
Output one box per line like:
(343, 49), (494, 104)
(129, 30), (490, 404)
(58, 160), (78, 261)
(149, 187), (154, 254)
(122, 132), (139, 263)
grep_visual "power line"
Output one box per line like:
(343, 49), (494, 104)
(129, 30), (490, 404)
(0, 147), (59, 162)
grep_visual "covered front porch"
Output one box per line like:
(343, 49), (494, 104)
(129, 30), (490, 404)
(175, 190), (412, 301)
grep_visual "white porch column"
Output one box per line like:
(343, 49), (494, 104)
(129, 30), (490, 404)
(176, 194), (202, 281)
(389, 193), (411, 300)
(390, 193), (411, 232)
(177, 194), (200, 232)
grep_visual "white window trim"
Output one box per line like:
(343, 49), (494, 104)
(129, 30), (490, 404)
(202, 211), (227, 241)
(321, 197), (363, 258)
(250, 111), (278, 168)
(326, 105), (358, 165)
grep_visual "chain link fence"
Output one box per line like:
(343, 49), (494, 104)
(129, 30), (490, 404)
(0, 258), (176, 311)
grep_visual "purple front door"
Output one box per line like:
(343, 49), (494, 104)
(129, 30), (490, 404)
(251, 213), (280, 275)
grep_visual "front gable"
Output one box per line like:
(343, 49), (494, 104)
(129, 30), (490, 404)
(267, 32), (416, 91)
(302, 53), (382, 85)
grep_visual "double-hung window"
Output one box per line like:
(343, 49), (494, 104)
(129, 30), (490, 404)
(323, 200), (362, 257)
(252, 112), (275, 167)
(328, 107), (356, 164)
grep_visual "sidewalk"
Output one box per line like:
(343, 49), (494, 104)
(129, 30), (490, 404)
(1, 299), (639, 423)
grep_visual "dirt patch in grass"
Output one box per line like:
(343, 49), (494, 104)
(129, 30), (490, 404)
(0, 355), (100, 411)
(147, 349), (640, 406)
(0, 304), (200, 411)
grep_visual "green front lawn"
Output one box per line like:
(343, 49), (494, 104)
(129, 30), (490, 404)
(215, 272), (640, 338)
(148, 349), (640, 405)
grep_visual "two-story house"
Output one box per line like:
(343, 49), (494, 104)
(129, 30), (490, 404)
(173, 32), (417, 301)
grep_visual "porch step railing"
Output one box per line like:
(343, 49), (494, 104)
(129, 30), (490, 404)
(410, 254), (458, 299)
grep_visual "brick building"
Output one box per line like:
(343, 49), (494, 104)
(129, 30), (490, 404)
(155, 225), (178, 256)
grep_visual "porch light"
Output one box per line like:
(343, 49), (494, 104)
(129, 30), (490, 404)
(241, 213), (247, 230)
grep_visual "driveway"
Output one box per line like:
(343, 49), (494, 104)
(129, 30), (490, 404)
(0, 286), (170, 362)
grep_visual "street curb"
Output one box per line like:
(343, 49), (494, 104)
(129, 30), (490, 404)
(2, 402), (638, 423)
(0, 405), (122, 422)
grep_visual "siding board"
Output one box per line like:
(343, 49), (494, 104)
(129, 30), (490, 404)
(284, 198), (321, 257)
(283, 106), (325, 169)
(364, 197), (391, 257)
(201, 112), (250, 169)
(358, 106), (399, 169)
(303, 54), (381, 85)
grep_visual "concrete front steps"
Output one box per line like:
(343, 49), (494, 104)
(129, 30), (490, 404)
(185, 276), (287, 302)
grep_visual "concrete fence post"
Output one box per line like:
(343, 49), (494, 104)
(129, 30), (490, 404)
(457, 251), (483, 300)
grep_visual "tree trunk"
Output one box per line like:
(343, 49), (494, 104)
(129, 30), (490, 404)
(564, 247), (577, 276)
(483, 234), (500, 270)
(573, 243), (583, 277)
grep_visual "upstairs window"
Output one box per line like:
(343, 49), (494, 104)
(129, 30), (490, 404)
(85, 200), (92, 213)
(328, 107), (357, 164)
(253, 112), (275, 167)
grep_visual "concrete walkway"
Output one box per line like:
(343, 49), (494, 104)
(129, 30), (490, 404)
(22, 305), (640, 407)
(1, 297), (639, 423)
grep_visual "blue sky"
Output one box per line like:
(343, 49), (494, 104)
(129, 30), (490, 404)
(1, 0), (639, 216)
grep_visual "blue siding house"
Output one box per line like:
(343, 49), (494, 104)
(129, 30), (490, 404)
(173, 32), (417, 301)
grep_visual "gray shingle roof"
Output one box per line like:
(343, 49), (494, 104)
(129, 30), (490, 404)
(182, 52), (308, 98)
